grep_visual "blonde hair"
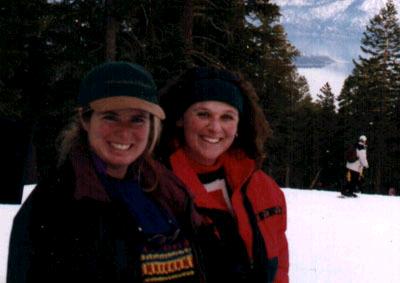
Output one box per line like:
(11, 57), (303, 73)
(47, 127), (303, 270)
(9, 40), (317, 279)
(57, 109), (162, 190)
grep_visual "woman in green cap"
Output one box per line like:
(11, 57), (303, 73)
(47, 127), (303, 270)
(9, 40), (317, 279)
(158, 66), (289, 283)
(7, 62), (205, 283)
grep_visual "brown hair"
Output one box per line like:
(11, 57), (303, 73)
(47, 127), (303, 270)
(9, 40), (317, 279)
(158, 67), (271, 168)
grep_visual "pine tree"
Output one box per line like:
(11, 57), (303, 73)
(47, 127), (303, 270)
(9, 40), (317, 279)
(241, 1), (308, 187)
(0, 0), (312, 187)
(317, 83), (335, 111)
(169, 0), (306, 186)
(315, 82), (340, 188)
(338, 0), (400, 193)
(292, 95), (319, 188)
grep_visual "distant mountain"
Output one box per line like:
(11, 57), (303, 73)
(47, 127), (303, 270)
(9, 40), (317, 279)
(272, 0), (400, 95)
(273, 0), (400, 38)
(273, 0), (400, 67)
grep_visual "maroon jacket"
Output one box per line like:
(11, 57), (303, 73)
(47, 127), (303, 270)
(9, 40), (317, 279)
(169, 148), (289, 283)
(7, 146), (205, 283)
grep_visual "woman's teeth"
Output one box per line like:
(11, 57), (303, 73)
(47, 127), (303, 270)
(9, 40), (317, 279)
(203, 137), (220, 144)
(111, 143), (130, 150)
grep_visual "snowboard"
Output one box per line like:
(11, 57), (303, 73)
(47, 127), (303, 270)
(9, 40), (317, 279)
(338, 194), (358, 198)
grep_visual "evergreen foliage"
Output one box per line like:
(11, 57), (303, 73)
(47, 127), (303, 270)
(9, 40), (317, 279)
(338, 0), (400, 194)
(315, 83), (341, 189)
(1, 0), (399, 194)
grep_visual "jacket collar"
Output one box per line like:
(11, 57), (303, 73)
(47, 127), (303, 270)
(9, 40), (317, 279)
(67, 145), (179, 214)
(69, 145), (111, 202)
(169, 148), (255, 210)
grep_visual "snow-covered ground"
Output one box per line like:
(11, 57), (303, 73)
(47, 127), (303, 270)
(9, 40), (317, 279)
(1, 186), (400, 282)
(0, 185), (35, 283)
(286, 188), (400, 282)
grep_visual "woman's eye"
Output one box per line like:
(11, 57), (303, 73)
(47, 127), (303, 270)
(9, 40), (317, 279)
(131, 116), (147, 124)
(221, 114), (236, 121)
(102, 114), (118, 121)
(196, 111), (210, 118)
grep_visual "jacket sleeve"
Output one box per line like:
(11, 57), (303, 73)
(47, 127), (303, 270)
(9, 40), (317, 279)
(249, 172), (289, 283)
(357, 149), (369, 169)
(274, 188), (289, 283)
(7, 193), (35, 283)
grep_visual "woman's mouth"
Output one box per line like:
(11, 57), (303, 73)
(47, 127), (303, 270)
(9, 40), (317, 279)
(201, 136), (221, 144)
(110, 142), (131, 151)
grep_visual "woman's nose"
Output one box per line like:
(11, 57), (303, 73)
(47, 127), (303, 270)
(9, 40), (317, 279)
(114, 122), (134, 138)
(207, 118), (222, 132)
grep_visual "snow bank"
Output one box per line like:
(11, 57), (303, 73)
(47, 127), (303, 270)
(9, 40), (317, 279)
(0, 185), (35, 283)
(1, 186), (399, 283)
(285, 188), (400, 283)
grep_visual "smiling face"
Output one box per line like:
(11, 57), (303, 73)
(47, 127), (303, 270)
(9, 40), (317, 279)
(81, 108), (151, 179)
(180, 101), (239, 166)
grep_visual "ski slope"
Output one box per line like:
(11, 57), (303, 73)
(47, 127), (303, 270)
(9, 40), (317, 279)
(285, 188), (400, 282)
(1, 186), (400, 283)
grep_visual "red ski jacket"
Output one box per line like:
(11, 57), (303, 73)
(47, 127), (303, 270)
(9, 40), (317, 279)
(169, 149), (289, 283)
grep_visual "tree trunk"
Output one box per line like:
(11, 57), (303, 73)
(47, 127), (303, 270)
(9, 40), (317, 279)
(285, 164), (290, 188)
(374, 164), (382, 194)
(374, 136), (385, 193)
(105, 0), (117, 61)
(182, 0), (193, 53)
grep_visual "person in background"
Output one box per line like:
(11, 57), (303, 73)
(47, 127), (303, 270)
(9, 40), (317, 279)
(343, 135), (369, 197)
(388, 187), (397, 196)
(7, 62), (206, 283)
(158, 67), (289, 283)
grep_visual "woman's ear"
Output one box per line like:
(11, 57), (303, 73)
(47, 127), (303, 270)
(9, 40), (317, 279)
(79, 108), (89, 132)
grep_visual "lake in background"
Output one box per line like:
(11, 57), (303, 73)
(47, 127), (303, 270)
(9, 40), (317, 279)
(288, 33), (363, 100)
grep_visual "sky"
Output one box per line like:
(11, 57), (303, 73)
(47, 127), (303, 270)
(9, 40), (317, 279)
(298, 64), (350, 99)
(274, 0), (400, 99)
(1, 186), (400, 282)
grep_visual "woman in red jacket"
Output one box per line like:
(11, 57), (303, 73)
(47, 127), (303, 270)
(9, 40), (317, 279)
(158, 67), (289, 283)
